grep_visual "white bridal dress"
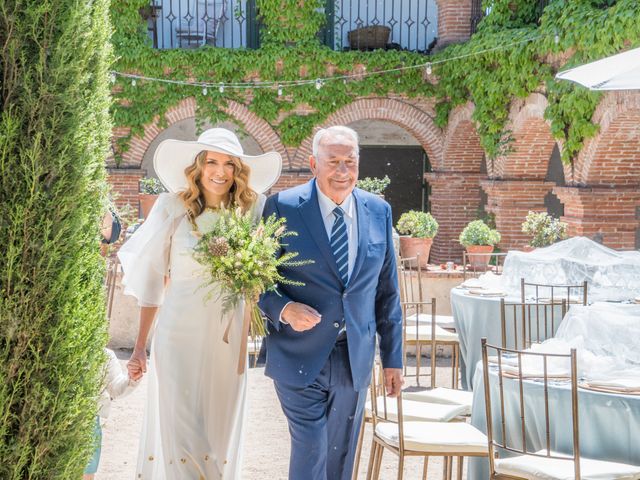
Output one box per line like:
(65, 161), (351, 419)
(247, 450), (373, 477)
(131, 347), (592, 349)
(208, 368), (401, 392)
(118, 192), (265, 480)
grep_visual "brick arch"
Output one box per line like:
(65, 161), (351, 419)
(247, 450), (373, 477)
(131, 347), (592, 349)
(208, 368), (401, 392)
(441, 103), (484, 172)
(120, 97), (289, 168)
(574, 91), (640, 186)
(492, 93), (560, 180)
(290, 98), (444, 169)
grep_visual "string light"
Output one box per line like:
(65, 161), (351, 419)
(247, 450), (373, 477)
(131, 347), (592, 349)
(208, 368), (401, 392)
(202, 87), (208, 96)
(109, 33), (546, 92)
(554, 30), (560, 45)
(110, 73), (116, 84)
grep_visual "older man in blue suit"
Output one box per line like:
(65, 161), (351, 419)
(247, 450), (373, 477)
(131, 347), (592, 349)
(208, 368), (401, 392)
(258, 126), (403, 480)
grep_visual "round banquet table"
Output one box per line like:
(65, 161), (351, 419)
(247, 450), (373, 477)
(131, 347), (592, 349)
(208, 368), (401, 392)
(451, 287), (565, 390)
(468, 363), (640, 479)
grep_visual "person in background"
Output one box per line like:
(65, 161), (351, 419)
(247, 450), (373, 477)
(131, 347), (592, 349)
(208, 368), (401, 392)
(83, 348), (139, 480)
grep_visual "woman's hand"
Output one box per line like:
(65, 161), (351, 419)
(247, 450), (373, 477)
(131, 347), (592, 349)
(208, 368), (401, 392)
(128, 348), (147, 381)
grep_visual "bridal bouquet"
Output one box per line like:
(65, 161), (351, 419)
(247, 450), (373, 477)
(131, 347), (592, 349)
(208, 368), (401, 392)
(192, 207), (311, 344)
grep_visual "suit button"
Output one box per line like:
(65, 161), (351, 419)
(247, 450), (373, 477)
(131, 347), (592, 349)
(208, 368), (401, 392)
(333, 322), (340, 328)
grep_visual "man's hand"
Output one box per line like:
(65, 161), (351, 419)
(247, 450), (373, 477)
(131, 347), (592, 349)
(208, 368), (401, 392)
(383, 368), (403, 397)
(281, 302), (322, 332)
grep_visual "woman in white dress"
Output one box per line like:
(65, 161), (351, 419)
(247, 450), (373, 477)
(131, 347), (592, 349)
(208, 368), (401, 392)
(118, 128), (281, 479)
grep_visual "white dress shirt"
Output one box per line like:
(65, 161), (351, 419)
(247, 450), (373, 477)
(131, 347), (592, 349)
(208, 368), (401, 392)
(315, 184), (358, 279)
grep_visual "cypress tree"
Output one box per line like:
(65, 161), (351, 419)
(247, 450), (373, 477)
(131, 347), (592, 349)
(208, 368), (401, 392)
(0, 0), (113, 477)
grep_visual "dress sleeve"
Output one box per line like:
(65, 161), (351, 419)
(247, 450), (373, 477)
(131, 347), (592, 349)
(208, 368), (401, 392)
(117, 193), (186, 307)
(251, 193), (267, 224)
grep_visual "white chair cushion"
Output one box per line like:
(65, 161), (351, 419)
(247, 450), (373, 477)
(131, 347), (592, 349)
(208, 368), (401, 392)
(365, 397), (467, 422)
(495, 450), (640, 480)
(405, 313), (457, 330)
(404, 324), (459, 343)
(375, 421), (488, 455)
(402, 388), (473, 415)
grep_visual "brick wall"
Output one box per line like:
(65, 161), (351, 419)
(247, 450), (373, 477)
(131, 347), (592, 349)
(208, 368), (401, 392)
(435, 0), (473, 48)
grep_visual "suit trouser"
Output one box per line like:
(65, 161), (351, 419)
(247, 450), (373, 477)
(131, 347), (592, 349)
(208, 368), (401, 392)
(274, 338), (368, 480)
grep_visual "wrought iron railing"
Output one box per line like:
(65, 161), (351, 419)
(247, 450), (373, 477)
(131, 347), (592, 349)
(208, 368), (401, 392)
(325, 0), (438, 53)
(145, 0), (259, 49)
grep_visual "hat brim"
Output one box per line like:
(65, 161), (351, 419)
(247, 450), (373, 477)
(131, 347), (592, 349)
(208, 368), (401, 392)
(153, 139), (282, 194)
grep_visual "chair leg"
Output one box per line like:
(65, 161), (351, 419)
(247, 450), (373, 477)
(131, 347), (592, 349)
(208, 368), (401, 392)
(457, 456), (464, 480)
(352, 419), (366, 480)
(373, 443), (384, 480)
(421, 456), (429, 480)
(366, 440), (378, 480)
(397, 454), (404, 480)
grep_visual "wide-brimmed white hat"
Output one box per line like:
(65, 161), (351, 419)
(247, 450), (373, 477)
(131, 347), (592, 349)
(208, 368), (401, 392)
(153, 128), (282, 194)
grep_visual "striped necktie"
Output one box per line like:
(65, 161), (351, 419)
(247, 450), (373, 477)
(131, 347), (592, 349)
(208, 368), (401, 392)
(330, 206), (349, 285)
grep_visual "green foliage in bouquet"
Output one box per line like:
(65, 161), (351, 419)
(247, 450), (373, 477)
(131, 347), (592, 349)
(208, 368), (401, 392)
(192, 207), (312, 338)
(459, 220), (501, 247)
(139, 177), (167, 195)
(0, 0), (112, 475)
(357, 175), (391, 195)
(396, 211), (439, 238)
(521, 211), (568, 247)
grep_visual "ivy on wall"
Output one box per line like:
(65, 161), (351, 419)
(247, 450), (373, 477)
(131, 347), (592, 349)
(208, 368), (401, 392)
(111, 0), (640, 166)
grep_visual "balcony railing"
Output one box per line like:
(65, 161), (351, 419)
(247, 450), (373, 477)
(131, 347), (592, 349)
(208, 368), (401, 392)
(324, 0), (438, 53)
(145, 0), (259, 49)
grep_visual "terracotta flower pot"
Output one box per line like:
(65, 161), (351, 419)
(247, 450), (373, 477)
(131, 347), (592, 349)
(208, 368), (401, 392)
(465, 245), (494, 270)
(139, 193), (159, 219)
(399, 237), (433, 268)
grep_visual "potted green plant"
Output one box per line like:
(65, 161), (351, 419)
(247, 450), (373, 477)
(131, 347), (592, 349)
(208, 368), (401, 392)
(459, 220), (501, 268)
(139, 177), (167, 219)
(521, 211), (568, 249)
(357, 175), (390, 198)
(396, 210), (439, 267)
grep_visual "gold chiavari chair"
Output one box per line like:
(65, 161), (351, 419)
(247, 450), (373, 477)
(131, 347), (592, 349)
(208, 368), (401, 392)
(398, 257), (459, 388)
(365, 361), (488, 480)
(499, 299), (567, 350)
(462, 252), (508, 280)
(520, 278), (588, 306)
(481, 339), (640, 479)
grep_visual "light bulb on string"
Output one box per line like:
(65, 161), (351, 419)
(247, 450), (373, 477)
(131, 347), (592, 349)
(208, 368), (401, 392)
(218, 83), (225, 93)
(554, 30), (560, 45)
(315, 78), (323, 90)
(110, 72), (116, 84)
(131, 78), (137, 87)
(202, 87), (208, 96)
(277, 85), (283, 96)
(425, 63), (432, 76)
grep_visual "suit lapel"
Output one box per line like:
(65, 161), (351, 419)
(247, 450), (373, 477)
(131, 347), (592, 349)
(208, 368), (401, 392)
(297, 180), (342, 283)
(350, 189), (370, 284)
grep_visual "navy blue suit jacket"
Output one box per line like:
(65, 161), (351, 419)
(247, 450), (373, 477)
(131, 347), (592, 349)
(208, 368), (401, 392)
(258, 179), (403, 391)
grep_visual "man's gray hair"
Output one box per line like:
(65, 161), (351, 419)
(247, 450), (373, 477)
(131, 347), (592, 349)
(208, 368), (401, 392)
(311, 126), (360, 158)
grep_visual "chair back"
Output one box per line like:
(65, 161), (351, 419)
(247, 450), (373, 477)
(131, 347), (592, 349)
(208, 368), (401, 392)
(369, 360), (406, 453)
(521, 278), (588, 306)
(499, 299), (567, 350)
(398, 256), (426, 304)
(480, 339), (581, 479)
(463, 252), (508, 280)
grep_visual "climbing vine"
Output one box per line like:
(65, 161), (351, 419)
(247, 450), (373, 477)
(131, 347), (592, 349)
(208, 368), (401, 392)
(110, 0), (640, 165)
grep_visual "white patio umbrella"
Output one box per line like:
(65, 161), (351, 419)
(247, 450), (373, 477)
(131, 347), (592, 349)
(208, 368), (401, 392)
(555, 47), (640, 90)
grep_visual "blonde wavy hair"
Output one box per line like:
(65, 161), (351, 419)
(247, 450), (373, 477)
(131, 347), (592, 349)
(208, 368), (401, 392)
(178, 150), (257, 220)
